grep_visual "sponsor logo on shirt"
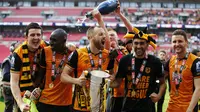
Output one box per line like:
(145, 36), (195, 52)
(196, 61), (200, 73)
(11, 56), (15, 68)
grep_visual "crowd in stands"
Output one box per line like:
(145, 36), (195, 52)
(0, 1), (200, 25)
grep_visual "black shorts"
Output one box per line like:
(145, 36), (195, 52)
(37, 102), (72, 112)
(111, 97), (124, 112)
(122, 98), (155, 112)
(2, 85), (14, 112)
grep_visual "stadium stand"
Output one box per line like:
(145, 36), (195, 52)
(0, 44), (10, 63)
(0, 0), (199, 63)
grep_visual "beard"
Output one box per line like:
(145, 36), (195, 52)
(135, 48), (146, 57)
(93, 41), (104, 50)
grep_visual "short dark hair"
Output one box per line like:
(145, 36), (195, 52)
(10, 41), (19, 52)
(25, 22), (43, 36)
(159, 50), (166, 54)
(118, 39), (125, 46)
(51, 28), (67, 41)
(172, 29), (188, 42)
(192, 49), (200, 56)
(125, 39), (133, 45)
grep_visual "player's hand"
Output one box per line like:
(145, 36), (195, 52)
(93, 8), (102, 21)
(186, 108), (193, 112)
(149, 92), (161, 103)
(109, 74), (116, 82)
(111, 41), (118, 49)
(19, 102), (30, 112)
(115, 0), (121, 15)
(77, 76), (86, 86)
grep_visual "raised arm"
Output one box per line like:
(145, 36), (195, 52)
(93, 9), (110, 50)
(115, 2), (133, 32)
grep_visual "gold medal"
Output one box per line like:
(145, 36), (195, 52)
(49, 83), (54, 89)
(131, 90), (136, 97)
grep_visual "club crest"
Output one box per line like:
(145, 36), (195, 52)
(145, 67), (151, 73)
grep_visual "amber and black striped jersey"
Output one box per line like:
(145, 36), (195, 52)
(67, 47), (110, 111)
(165, 53), (200, 112)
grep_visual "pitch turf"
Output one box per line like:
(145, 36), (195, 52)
(0, 89), (170, 112)
(0, 102), (5, 111)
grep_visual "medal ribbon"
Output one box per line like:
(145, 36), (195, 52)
(31, 49), (40, 78)
(173, 52), (189, 90)
(87, 47), (102, 70)
(117, 46), (127, 56)
(116, 48), (127, 62)
(51, 51), (67, 81)
(131, 53), (148, 90)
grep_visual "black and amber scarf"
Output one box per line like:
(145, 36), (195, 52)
(19, 41), (41, 92)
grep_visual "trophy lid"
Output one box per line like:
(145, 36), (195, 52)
(90, 70), (110, 78)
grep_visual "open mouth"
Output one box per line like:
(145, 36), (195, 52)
(32, 40), (39, 46)
(175, 47), (182, 51)
(101, 39), (105, 45)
